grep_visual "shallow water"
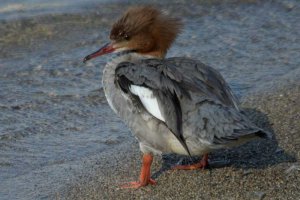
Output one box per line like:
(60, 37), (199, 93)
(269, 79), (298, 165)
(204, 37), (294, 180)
(0, 0), (113, 20)
(0, 0), (299, 199)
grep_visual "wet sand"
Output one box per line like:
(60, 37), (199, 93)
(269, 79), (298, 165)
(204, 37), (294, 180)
(64, 85), (300, 200)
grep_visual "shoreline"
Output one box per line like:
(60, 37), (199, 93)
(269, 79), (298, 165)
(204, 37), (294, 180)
(64, 84), (300, 200)
(0, 1), (299, 199)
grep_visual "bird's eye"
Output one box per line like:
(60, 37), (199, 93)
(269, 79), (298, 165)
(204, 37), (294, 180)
(124, 34), (130, 40)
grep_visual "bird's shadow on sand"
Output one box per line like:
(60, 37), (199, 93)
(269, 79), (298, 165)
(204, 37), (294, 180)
(152, 108), (297, 179)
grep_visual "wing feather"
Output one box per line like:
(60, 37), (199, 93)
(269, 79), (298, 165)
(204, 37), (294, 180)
(115, 57), (253, 154)
(116, 60), (191, 156)
(129, 85), (165, 121)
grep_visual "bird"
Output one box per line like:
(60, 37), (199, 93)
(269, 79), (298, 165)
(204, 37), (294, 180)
(83, 6), (269, 188)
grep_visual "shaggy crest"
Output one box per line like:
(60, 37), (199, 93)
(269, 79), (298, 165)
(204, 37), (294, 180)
(110, 6), (182, 56)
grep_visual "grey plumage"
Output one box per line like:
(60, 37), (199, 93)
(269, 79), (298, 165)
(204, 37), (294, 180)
(116, 59), (191, 155)
(108, 55), (269, 156)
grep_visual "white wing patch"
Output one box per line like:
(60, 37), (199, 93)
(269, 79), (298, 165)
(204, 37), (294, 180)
(129, 85), (165, 122)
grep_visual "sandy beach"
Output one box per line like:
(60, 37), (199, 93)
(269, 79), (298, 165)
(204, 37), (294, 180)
(64, 85), (300, 200)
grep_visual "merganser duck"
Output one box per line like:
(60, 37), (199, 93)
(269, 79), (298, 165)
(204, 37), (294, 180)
(83, 6), (269, 188)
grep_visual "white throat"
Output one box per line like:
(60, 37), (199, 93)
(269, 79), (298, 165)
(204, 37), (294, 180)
(111, 51), (156, 64)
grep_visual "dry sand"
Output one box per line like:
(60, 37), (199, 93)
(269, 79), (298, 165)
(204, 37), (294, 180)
(63, 85), (300, 199)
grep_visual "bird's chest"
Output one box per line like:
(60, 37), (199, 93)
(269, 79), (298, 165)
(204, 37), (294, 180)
(101, 57), (177, 154)
(102, 70), (164, 143)
(102, 64), (140, 125)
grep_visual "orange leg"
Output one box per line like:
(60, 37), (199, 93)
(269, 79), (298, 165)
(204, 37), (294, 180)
(172, 154), (209, 170)
(121, 153), (157, 189)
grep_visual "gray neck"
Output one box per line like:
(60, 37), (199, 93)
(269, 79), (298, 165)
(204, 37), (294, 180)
(101, 52), (153, 115)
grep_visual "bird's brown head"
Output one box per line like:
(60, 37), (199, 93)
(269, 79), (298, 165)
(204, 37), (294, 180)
(83, 6), (182, 62)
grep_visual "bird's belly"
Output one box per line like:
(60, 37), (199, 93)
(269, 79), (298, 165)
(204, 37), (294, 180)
(167, 137), (189, 155)
(167, 134), (211, 156)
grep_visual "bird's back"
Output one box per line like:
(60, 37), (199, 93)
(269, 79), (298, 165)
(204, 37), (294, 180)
(164, 57), (239, 110)
(162, 57), (269, 151)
